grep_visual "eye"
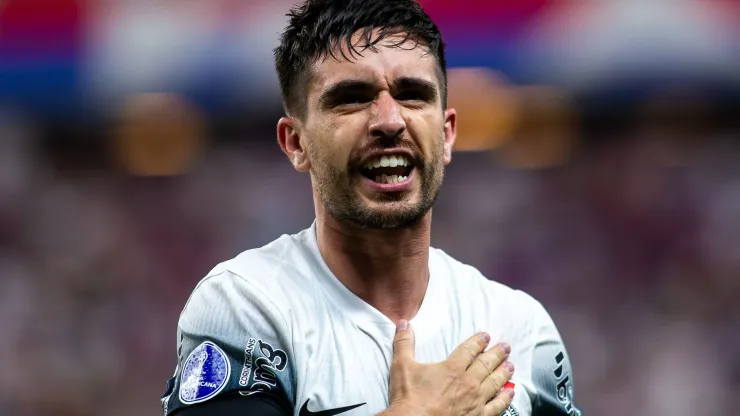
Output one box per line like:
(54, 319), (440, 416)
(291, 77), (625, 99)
(335, 93), (372, 106)
(394, 90), (429, 102)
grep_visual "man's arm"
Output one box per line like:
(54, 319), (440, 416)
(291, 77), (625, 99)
(161, 270), (296, 416)
(173, 392), (290, 416)
(528, 298), (583, 416)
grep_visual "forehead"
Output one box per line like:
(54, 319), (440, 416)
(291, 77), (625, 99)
(308, 32), (440, 98)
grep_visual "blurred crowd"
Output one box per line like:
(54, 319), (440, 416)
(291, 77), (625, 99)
(0, 114), (738, 415)
(1, 0), (739, 416)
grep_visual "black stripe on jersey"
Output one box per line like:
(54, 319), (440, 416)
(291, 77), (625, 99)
(172, 392), (291, 416)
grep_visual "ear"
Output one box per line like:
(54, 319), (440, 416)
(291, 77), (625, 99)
(442, 108), (457, 165)
(277, 117), (311, 172)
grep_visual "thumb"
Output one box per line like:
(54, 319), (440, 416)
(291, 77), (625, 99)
(393, 319), (415, 361)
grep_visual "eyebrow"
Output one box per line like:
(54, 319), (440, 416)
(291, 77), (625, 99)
(393, 77), (438, 100)
(318, 76), (439, 107)
(319, 79), (375, 107)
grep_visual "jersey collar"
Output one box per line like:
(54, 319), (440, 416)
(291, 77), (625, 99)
(302, 221), (448, 343)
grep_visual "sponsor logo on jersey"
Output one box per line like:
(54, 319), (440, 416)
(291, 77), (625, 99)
(178, 341), (231, 404)
(238, 338), (288, 393)
(238, 338), (257, 386)
(299, 399), (365, 416)
(502, 405), (520, 416)
(252, 339), (288, 390)
(553, 351), (581, 416)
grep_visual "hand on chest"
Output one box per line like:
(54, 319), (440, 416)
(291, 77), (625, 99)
(297, 326), (533, 416)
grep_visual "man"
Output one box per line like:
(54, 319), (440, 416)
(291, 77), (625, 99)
(161, 1), (582, 415)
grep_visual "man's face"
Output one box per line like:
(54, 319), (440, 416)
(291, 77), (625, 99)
(291, 32), (456, 229)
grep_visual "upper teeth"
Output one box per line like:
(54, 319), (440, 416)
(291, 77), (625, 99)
(363, 155), (410, 170)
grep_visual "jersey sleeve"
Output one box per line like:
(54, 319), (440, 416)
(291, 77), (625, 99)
(173, 392), (290, 416)
(160, 270), (296, 416)
(528, 299), (583, 416)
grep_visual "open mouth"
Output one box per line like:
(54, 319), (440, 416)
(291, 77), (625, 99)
(359, 154), (414, 184)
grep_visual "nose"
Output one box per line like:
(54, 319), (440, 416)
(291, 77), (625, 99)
(369, 92), (406, 141)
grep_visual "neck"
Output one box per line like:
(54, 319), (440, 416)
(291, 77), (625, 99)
(315, 203), (432, 325)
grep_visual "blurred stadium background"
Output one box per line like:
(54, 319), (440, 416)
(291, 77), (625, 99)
(1, 1), (739, 415)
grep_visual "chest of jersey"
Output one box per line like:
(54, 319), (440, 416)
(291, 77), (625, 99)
(292, 312), (533, 416)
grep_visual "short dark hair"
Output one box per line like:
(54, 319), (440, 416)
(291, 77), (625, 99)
(274, 0), (447, 118)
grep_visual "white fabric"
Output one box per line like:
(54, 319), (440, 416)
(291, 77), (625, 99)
(163, 222), (581, 416)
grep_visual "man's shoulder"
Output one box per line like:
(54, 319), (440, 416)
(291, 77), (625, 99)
(227, 226), (313, 271)
(188, 227), (319, 313)
(165, 233), (308, 416)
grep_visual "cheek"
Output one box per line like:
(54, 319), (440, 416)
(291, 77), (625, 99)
(410, 113), (445, 156)
(336, 113), (367, 143)
(315, 118), (358, 167)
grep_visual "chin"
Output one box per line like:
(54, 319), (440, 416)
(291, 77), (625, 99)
(323, 185), (435, 229)
(354, 201), (429, 229)
(361, 195), (417, 212)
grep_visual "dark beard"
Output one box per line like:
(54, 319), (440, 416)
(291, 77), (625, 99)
(315, 159), (444, 229)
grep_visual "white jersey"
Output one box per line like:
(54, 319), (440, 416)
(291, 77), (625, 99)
(161, 222), (582, 416)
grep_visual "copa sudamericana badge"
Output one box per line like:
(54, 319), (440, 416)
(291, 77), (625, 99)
(179, 341), (231, 404)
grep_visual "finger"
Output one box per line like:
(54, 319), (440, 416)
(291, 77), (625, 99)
(392, 320), (416, 362)
(480, 361), (515, 403)
(467, 342), (511, 382)
(448, 332), (490, 370)
(483, 387), (515, 416)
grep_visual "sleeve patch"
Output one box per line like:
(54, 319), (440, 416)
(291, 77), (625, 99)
(237, 338), (288, 393)
(179, 341), (232, 404)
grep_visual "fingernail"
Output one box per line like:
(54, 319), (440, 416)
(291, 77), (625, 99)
(505, 361), (515, 372)
(499, 343), (511, 354)
(480, 332), (491, 343)
(508, 389), (516, 398)
(397, 319), (409, 332)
